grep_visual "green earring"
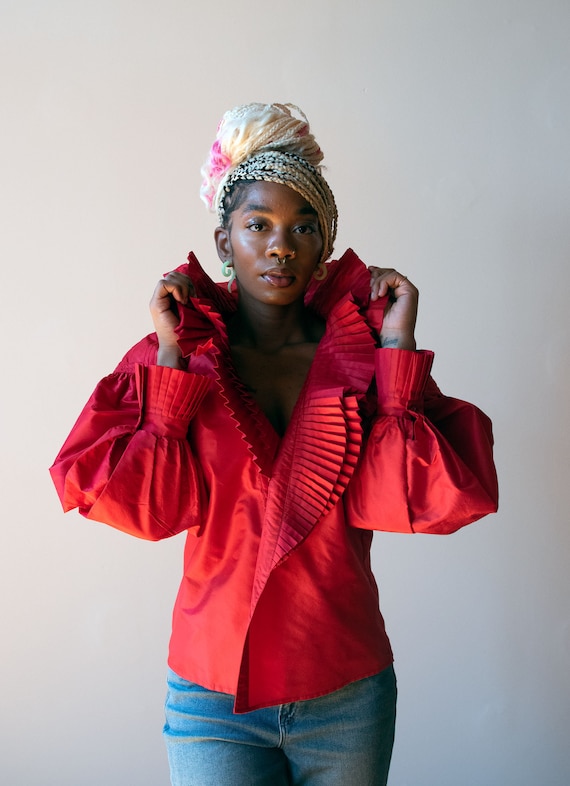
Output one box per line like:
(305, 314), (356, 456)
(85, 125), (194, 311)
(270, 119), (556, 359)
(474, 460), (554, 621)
(221, 259), (236, 292)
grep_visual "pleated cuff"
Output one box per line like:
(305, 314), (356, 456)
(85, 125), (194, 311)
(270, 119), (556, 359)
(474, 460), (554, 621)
(135, 364), (211, 438)
(375, 349), (434, 415)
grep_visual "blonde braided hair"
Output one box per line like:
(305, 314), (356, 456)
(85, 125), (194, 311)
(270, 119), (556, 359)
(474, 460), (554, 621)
(200, 103), (338, 261)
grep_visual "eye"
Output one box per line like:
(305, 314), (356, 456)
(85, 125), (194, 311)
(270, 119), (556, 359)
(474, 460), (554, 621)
(246, 221), (265, 232)
(294, 223), (317, 234)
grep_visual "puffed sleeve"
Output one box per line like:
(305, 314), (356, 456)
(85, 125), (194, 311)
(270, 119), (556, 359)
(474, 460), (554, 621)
(345, 349), (499, 534)
(50, 339), (213, 541)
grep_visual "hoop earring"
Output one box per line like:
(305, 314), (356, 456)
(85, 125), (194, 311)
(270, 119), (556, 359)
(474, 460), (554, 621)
(312, 262), (328, 281)
(221, 259), (236, 292)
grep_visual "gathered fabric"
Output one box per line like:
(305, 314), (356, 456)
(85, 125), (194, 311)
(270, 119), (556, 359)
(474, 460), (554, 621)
(50, 248), (498, 713)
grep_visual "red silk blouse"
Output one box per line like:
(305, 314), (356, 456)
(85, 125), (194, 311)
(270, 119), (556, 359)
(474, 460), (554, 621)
(50, 249), (498, 712)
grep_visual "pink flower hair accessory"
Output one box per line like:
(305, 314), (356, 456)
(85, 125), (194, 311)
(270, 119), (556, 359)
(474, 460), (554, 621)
(200, 139), (233, 211)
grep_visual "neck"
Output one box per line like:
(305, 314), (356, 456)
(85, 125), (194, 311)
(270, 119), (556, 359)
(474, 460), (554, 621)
(229, 297), (320, 353)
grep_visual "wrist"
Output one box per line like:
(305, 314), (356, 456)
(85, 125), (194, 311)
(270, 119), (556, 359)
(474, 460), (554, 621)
(379, 332), (417, 351)
(157, 345), (184, 369)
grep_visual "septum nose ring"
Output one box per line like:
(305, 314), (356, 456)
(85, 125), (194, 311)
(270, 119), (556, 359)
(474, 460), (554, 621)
(276, 257), (287, 265)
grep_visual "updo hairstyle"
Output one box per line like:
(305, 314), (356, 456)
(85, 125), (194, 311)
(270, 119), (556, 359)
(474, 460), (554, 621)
(200, 103), (338, 262)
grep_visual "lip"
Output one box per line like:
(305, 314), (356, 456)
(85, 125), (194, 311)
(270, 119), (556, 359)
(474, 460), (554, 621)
(261, 267), (296, 287)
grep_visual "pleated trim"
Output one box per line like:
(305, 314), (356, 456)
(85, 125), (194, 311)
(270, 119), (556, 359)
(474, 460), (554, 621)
(136, 363), (213, 422)
(174, 300), (228, 359)
(172, 250), (236, 361)
(184, 251), (237, 314)
(174, 273), (279, 474)
(217, 353), (282, 475)
(309, 295), (378, 393)
(250, 294), (378, 609)
(304, 248), (373, 317)
(375, 348), (434, 413)
(305, 248), (391, 340)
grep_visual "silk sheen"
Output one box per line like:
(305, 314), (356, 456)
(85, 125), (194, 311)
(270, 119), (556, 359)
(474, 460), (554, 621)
(50, 249), (498, 712)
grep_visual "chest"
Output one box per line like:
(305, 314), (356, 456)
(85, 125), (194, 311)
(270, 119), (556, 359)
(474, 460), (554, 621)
(230, 343), (319, 436)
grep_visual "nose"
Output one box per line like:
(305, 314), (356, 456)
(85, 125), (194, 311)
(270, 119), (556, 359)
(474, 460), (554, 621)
(266, 228), (295, 262)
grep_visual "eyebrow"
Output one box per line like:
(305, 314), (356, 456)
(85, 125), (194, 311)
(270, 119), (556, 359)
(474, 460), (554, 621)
(242, 203), (317, 216)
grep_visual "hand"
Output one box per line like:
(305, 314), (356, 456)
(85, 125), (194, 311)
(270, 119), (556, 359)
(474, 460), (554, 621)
(149, 271), (195, 368)
(368, 266), (418, 350)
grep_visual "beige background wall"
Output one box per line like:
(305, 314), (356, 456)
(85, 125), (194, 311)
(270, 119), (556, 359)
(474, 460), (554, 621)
(2, 1), (569, 784)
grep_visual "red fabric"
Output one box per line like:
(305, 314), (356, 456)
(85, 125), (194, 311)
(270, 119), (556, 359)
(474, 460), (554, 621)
(50, 249), (498, 712)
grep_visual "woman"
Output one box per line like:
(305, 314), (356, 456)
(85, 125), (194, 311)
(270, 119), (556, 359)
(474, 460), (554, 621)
(51, 103), (498, 785)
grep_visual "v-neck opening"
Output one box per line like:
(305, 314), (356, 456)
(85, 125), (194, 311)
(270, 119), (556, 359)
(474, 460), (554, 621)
(225, 335), (321, 442)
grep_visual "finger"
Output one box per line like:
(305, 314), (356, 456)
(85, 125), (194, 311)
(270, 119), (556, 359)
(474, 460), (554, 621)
(150, 284), (182, 321)
(368, 267), (415, 300)
(368, 267), (399, 300)
(370, 268), (408, 288)
(155, 273), (195, 306)
(163, 271), (196, 299)
(162, 271), (195, 287)
(368, 266), (388, 301)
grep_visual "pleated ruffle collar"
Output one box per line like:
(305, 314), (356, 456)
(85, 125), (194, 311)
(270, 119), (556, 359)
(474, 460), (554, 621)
(173, 250), (383, 601)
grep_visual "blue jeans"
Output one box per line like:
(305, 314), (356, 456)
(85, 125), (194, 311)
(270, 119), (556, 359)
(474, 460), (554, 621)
(163, 666), (397, 786)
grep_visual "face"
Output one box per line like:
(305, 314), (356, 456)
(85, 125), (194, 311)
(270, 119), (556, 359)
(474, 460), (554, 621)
(215, 181), (323, 307)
